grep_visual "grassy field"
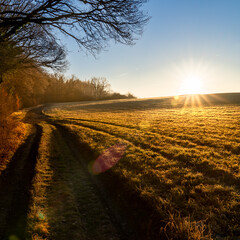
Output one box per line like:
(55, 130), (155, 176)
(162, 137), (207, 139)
(0, 94), (239, 239)
(43, 94), (240, 239)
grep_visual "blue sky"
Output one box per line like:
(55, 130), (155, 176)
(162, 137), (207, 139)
(61, 0), (240, 98)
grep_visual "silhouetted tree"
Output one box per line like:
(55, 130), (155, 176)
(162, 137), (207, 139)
(13, 24), (67, 71)
(0, 40), (23, 83)
(0, 36), (66, 86)
(0, 0), (149, 55)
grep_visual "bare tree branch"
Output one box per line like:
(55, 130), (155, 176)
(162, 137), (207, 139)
(0, 0), (149, 74)
(0, 0), (149, 51)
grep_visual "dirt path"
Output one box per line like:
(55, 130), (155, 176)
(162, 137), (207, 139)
(45, 111), (133, 239)
(0, 124), (42, 239)
(0, 106), (133, 239)
(48, 124), (129, 239)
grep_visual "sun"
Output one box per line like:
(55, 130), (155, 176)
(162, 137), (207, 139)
(181, 74), (203, 95)
(173, 58), (210, 96)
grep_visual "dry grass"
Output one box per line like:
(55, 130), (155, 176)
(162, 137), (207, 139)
(44, 96), (240, 239)
(26, 123), (53, 239)
(0, 111), (29, 175)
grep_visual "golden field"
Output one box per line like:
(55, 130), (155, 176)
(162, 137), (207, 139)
(43, 95), (240, 239)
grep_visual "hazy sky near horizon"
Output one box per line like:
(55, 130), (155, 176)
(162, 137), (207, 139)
(61, 0), (240, 98)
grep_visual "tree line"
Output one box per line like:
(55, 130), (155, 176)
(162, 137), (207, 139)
(1, 66), (135, 108)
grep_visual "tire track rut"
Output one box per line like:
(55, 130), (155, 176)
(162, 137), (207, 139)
(59, 119), (240, 192)
(60, 117), (240, 154)
(52, 123), (131, 240)
(0, 124), (42, 239)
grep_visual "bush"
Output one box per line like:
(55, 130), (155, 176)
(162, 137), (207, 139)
(0, 87), (23, 173)
(0, 87), (20, 118)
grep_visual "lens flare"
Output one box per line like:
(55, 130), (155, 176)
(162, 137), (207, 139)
(90, 143), (128, 175)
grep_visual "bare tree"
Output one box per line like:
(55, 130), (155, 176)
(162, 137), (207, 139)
(0, 28), (67, 77)
(0, 0), (149, 54)
(91, 77), (110, 99)
(15, 23), (67, 71)
(0, 40), (22, 77)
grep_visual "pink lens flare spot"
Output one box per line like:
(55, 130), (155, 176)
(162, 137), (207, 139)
(91, 143), (128, 175)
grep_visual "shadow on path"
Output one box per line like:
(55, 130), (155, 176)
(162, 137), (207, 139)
(0, 122), (42, 239)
